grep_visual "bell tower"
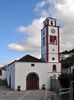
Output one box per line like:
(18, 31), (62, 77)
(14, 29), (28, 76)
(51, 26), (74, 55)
(41, 17), (60, 63)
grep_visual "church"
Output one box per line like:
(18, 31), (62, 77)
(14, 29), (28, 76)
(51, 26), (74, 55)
(5, 17), (61, 90)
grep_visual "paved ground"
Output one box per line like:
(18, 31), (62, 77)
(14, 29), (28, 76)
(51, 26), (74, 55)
(0, 86), (55, 100)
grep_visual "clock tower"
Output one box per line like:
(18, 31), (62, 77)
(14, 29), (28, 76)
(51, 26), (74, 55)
(41, 17), (60, 63)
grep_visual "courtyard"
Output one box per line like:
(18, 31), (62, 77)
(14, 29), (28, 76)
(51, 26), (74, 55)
(0, 86), (54, 100)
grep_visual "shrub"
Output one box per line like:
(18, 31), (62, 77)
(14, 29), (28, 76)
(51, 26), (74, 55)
(58, 73), (70, 88)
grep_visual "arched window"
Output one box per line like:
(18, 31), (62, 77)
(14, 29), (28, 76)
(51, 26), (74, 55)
(50, 35), (53, 44)
(54, 36), (57, 44)
(50, 36), (57, 45)
(0, 69), (2, 76)
(51, 21), (53, 25)
(53, 65), (56, 72)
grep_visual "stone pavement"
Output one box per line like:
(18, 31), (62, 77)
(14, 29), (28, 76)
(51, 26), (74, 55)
(0, 87), (56, 100)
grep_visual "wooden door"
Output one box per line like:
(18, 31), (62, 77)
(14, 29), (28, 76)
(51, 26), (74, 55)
(26, 73), (39, 90)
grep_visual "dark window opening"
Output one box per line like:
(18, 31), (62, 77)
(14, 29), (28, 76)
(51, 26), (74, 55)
(0, 69), (2, 76)
(53, 65), (56, 72)
(31, 64), (35, 67)
(51, 21), (53, 25)
(73, 69), (74, 74)
(52, 57), (55, 60)
(53, 49), (54, 51)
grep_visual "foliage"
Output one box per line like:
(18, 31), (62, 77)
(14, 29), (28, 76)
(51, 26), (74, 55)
(58, 73), (70, 88)
(61, 55), (74, 68)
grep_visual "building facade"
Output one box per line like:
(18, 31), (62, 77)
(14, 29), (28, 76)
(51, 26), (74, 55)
(60, 49), (74, 60)
(6, 17), (61, 90)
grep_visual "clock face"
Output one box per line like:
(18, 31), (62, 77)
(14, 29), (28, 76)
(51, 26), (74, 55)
(51, 29), (55, 33)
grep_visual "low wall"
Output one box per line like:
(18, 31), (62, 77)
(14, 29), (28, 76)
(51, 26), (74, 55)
(50, 78), (62, 91)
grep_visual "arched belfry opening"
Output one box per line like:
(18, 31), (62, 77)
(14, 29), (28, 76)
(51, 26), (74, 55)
(26, 72), (39, 90)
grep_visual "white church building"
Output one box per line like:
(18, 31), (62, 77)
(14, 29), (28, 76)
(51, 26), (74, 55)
(5, 17), (61, 90)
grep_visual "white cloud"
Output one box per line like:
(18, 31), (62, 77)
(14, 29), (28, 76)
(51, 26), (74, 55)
(17, 18), (44, 36)
(8, 0), (74, 58)
(35, 1), (46, 11)
(8, 17), (45, 57)
(34, 0), (74, 52)
(8, 43), (25, 52)
(54, 0), (74, 51)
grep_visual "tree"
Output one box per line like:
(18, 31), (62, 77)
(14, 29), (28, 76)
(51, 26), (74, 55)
(58, 73), (70, 88)
(61, 55), (74, 68)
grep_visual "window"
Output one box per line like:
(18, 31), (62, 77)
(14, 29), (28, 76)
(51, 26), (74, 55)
(50, 36), (57, 45)
(52, 57), (55, 60)
(51, 21), (53, 25)
(43, 37), (45, 46)
(53, 65), (56, 72)
(0, 69), (2, 76)
(54, 36), (57, 44)
(31, 64), (35, 67)
(52, 49), (54, 51)
(50, 36), (53, 44)
(73, 69), (74, 74)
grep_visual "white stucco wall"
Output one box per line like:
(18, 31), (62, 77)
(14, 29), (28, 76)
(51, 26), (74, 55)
(48, 45), (58, 53)
(48, 54), (58, 62)
(48, 26), (58, 36)
(14, 62), (61, 90)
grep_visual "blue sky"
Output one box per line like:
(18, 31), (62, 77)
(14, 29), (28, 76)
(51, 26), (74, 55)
(0, 0), (74, 66)
(0, 0), (38, 63)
